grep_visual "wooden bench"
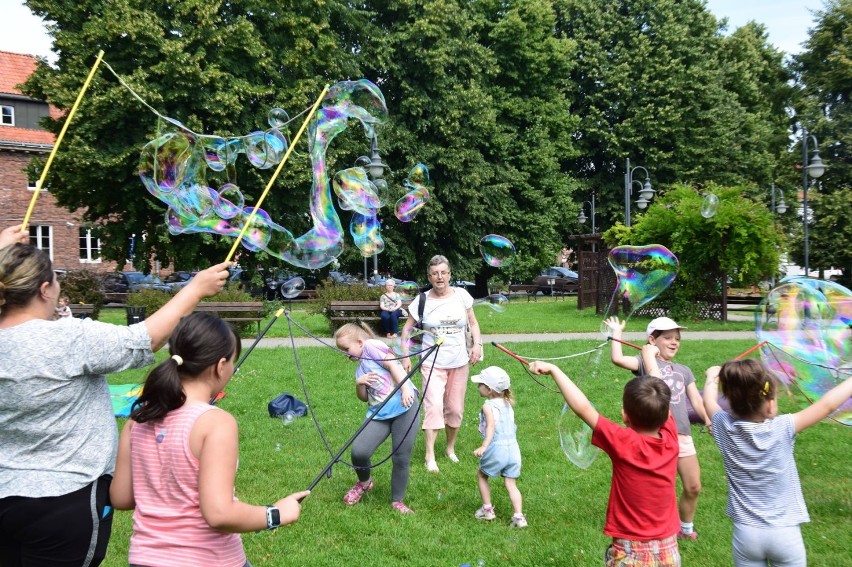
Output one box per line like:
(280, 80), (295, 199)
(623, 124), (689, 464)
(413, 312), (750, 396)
(285, 289), (318, 303)
(328, 300), (412, 333)
(193, 302), (264, 333)
(69, 304), (95, 319)
(551, 280), (579, 300)
(508, 285), (539, 302)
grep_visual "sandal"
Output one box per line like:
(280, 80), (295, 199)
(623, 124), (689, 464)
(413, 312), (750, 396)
(425, 460), (439, 473)
(391, 501), (414, 514)
(446, 452), (459, 463)
(342, 479), (374, 505)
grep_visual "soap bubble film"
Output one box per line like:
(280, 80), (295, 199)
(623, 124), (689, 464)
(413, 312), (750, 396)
(700, 193), (719, 218)
(558, 402), (600, 469)
(755, 277), (852, 425)
(479, 235), (516, 267)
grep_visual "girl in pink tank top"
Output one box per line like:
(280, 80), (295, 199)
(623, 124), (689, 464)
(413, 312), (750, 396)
(110, 313), (310, 567)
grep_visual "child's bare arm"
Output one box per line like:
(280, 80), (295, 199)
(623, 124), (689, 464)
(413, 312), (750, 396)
(686, 382), (711, 427)
(641, 345), (661, 378)
(473, 404), (495, 457)
(703, 366), (723, 419)
(109, 420), (135, 510)
(605, 317), (640, 371)
(384, 353), (414, 407)
(529, 361), (599, 429)
(792, 375), (852, 433)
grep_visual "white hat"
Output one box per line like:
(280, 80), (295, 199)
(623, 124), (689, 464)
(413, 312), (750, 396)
(647, 317), (687, 335)
(471, 366), (511, 393)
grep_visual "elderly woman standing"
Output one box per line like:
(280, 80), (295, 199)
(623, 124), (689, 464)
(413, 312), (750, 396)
(401, 255), (483, 473)
(379, 278), (404, 338)
(0, 236), (229, 567)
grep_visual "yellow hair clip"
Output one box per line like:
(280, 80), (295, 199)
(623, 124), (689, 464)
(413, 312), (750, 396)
(761, 380), (770, 396)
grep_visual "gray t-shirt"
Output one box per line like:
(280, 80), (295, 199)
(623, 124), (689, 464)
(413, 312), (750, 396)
(636, 356), (695, 435)
(0, 317), (154, 498)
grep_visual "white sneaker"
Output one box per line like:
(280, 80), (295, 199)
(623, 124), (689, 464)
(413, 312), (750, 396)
(510, 513), (527, 528)
(475, 506), (496, 521)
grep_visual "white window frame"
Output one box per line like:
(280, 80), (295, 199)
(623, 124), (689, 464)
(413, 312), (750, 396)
(29, 225), (53, 260)
(0, 105), (13, 126)
(79, 228), (102, 263)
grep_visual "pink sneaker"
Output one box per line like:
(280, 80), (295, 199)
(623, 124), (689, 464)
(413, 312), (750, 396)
(391, 501), (414, 514)
(343, 479), (374, 505)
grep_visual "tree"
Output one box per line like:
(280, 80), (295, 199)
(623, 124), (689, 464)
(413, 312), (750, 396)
(552, 0), (793, 228)
(603, 185), (785, 319)
(790, 0), (852, 279)
(24, 0), (361, 272)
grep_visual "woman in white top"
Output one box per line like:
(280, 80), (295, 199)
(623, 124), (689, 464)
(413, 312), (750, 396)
(401, 255), (483, 473)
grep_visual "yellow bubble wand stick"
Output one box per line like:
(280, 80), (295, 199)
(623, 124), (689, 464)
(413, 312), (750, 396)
(21, 50), (105, 231)
(223, 84), (330, 264)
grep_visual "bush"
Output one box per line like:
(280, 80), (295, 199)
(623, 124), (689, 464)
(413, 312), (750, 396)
(201, 284), (259, 336)
(126, 289), (172, 317)
(59, 270), (106, 319)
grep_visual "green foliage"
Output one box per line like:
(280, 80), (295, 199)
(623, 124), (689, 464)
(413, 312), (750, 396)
(58, 270), (105, 318)
(125, 289), (171, 317)
(312, 279), (383, 315)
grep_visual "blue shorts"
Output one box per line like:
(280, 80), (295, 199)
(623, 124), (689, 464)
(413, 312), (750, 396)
(478, 440), (521, 478)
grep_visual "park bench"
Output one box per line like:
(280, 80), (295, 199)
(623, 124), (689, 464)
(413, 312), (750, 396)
(69, 304), (95, 319)
(193, 301), (264, 334)
(507, 285), (539, 302)
(328, 299), (412, 334)
(551, 280), (579, 299)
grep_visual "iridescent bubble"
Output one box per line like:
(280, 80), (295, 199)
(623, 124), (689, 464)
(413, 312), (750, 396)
(479, 235), (515, 267)
(474, 294), (508, 313)
(354, 155), (372, 169)
(391, 328), (429, 357)
(281, 277), (306, 299)
(558, 402), (600, 469)
(281, 411), (297, 426)
(395, 163), (431, 222)
(216, 183), (244, 219)
(203, 137), (228, 172)
(333, 167), (381, 215)
(396, 281), (419, 301)
(268, 107), (290, 129)
(216, 138), (242, 166)
(756, 277), (851, 425)
(701, 193), (719, 218)
(244, 130), (288, 169)
(600, 245), (679, 334)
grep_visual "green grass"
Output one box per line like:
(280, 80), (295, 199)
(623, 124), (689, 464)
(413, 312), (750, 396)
(100, 297), (754, 339)
(101, 340), (849, 566)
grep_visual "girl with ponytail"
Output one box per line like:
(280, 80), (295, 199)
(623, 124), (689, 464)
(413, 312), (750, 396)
(111, 313), (310, 567)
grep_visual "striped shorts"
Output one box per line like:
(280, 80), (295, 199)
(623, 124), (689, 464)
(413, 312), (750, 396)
(605, 535), (680, 567)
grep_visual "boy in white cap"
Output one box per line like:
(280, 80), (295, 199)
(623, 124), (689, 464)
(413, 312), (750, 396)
(471, 366), (526, 528)
(604, 316), (710, 541)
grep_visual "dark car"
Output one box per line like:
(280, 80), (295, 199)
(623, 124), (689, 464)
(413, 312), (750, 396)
(101, 271), (147, 302)
(533, 266), (579, 295)
(163, 271), (196, 292)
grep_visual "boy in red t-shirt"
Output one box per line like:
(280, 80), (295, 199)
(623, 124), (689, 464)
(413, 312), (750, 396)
(529, 345), (681, 567)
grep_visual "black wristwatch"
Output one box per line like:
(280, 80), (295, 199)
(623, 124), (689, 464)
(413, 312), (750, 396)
(265, 505), (281, 530)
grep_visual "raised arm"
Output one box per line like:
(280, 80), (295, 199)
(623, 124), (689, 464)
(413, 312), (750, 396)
(640, 344), (661, 378)
(529, 361), (599, 429)
(144, 262), (230, 351)
(792, 375), (852, 433)
(0, 224), (28, 249)
(702, 365), (723, 419)
(605, 317), (640, 371)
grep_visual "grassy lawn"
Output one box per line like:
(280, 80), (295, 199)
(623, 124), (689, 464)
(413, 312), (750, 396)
(101, 340), (849, 566)
(100, 296), (755, 338)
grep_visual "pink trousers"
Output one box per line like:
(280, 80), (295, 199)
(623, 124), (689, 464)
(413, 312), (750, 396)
(420, 364), (469, 430)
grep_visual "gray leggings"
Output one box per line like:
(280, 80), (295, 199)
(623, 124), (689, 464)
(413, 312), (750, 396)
(351, 405), (419, 502)
(732, 523), (806, 567)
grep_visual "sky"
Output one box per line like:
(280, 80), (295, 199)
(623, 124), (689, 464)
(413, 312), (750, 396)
(0, 0), (828, 64)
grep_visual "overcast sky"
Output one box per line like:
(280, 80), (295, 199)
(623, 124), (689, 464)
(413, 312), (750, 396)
(0, 0), (827, 64)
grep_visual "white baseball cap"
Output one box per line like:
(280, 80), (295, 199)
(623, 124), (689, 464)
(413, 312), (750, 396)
(647, 317), (687, 335)
(471, 366), (511, 393)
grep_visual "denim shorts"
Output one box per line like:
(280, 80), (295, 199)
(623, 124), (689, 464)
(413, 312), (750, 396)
(479, 440), (521, 478)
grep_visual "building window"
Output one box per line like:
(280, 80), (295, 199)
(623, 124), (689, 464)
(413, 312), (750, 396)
(1, 105), (13, 126)
(79, 228), (101, 263)
(27, 172), (43, 191)
(29, 225), (53, 260)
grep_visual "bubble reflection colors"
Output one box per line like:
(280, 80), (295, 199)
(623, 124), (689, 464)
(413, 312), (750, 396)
(474, 294), (508, 313)
(601, 245), (679, 332)
(558, 402), (600, 469)
(281, 277), (306, 299)
(281, 411), (297, 426)
(395, 163), (431, 222)
(138, 79), (392, 270)
(701, 193), (719, 218)
(479, 235), (515, 267)
(395, 281), (420, 301)
(756, 277), (852, 425)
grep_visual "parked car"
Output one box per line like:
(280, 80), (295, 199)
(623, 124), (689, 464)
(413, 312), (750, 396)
(133, 274), (172, 293)
(163, 271), (196, 292)
(533, 266), (579, 295)
(327, 270), (360, 285)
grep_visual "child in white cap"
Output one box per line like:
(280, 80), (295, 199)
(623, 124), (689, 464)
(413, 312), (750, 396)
(605, 316), (710, 541)
(471, 366), (526, 528)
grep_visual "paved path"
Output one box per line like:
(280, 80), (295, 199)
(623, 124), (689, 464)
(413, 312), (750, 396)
(241, 331), (755, 349)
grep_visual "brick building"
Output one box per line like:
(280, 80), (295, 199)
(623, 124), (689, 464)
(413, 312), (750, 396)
(0, 50), (120, 273)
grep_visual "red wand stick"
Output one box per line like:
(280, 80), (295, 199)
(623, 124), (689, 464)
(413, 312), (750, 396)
(491, 342), (530, 366)
(735, 340), (768, 360)
(607, 336), (643, 351)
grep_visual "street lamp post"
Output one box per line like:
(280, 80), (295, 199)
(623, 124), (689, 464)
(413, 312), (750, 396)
(366, 132), (386, 283)
(800, 127), (826, 276)
(577, 192), (597, 234)
(624, 158), (655, 227)
(770, 183), (787, 215)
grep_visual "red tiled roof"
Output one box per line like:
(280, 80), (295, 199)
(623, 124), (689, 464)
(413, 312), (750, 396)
(0, 125), (54, 145)
(0, 51), (39, 95)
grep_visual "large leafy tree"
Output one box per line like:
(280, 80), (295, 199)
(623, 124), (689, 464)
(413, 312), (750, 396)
(552, 0), (793, 228)
(24, 0), (361, 273)
(790, 0), (852, 282)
